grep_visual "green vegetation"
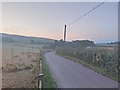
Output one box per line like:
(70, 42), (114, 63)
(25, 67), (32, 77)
(41, 50), (57, 89)
(55, 40), (118, 82)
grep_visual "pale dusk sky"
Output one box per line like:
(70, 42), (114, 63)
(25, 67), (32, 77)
(1, 1), (118, 43)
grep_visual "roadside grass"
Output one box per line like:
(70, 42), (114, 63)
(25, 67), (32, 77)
(57, 54), (118, 82)
(41, 50), (57, 89)
(78, 59), (118, 81)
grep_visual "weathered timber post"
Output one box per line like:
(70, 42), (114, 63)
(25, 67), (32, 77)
(64, 25), (67, 41)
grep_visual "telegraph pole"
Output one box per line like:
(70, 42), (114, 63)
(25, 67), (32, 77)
(64, 25), (67, 41)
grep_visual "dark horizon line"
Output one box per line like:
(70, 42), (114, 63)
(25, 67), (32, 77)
(1, 32), (55, 40)
(1, 32), (117, 44)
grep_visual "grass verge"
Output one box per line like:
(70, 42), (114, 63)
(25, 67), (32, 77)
(41, 50), (57, 89)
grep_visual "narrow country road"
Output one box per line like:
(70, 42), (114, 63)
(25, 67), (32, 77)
(45, 51), (118, 88)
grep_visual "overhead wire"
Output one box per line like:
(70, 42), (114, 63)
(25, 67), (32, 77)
(67, 0), (107, 26)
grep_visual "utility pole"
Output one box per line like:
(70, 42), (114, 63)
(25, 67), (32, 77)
(64, 25), (67, 41)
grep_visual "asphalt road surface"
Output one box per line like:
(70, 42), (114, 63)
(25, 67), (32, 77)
(45, 52), (118, 88)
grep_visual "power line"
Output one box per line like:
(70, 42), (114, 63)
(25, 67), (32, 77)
(68, 0), (107, 26)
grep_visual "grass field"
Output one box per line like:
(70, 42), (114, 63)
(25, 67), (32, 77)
(2, 42), (41, 88)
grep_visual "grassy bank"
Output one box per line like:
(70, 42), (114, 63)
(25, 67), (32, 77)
(56, 53), (118, 82)
(41, 50), (57, 88)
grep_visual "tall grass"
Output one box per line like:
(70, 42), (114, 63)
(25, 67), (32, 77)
(56, 46), (118, 81)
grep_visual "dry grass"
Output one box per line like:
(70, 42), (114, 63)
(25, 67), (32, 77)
(2, 44), (40, 88)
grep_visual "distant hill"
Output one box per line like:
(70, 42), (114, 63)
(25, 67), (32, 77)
(95, 43), (118, 47)
(1, 33), (55, 44)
